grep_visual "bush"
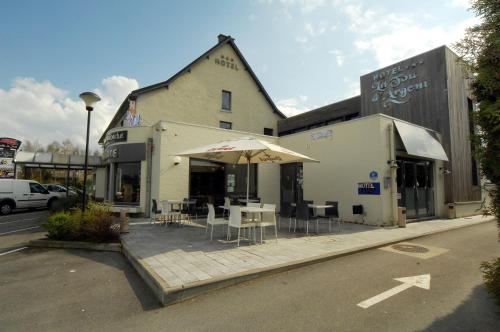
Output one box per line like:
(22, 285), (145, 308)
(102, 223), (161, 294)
(49, 196), (79, 213)
(79, 202), (117, 242)
(43, 211), (78, 240)
(480, 258), (500, 305)
(43, 202), (119, 243)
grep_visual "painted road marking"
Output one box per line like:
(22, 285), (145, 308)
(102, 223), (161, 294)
(0, 247), (28, 256)
(0, 226), (40, 236)
(357, 274), (431, 309)
(0, 218), (39, 225)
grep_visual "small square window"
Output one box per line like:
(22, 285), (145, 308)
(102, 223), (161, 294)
(219, 121), (232, 130)
(222, 90), (231, 111)
(264, 128), (274, 136)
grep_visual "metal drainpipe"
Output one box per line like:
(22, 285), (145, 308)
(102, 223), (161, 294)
(388, 123), (398, 226)
(145, 138), (153, 218)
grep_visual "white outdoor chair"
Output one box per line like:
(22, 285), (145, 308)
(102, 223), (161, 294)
(206, 203), (229, 241)
(227, 205), (257, 247)
(258, 204), (278, 243)
(220, 197), (231, 219)
(161, 201), (182, 226)
(244, 202), (262, 222)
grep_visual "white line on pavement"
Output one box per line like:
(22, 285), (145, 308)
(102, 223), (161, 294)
(0, 247), (28, 256)
(0, 226), (40, 236)
(0, 218), (39, 225)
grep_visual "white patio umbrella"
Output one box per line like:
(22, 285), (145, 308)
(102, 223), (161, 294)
(176, 137), (318, 202)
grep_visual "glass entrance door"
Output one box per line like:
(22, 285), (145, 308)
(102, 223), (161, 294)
(397, 158), (434, 220)
(280, 163), (303, 211)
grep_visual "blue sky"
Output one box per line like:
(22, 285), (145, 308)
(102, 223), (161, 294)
(0, 0), (476, 150)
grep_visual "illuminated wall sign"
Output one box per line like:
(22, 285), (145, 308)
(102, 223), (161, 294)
(215, 54), (239, 71)
(371, 59), (430, 108)
(358, 182), (381, 195)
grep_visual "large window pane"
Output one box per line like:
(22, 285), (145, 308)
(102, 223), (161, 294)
(225, 164), (257, 198)
(222, 90), (231, 111)
(114, 163), (141, 204)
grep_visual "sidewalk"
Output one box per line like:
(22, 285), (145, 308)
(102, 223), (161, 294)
(121, 215), (494, 306)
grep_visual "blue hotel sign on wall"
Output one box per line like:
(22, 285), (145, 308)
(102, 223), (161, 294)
(358, 182), (381, 195)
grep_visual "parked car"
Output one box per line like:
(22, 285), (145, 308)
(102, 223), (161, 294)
(68, 186), (83, 196)
(43, 184), (79, 197)
(0, 179), (59, 215)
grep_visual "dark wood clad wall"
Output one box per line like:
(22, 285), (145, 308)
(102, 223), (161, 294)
(444, 48), (481, 201)
(359, 46), (454, 202)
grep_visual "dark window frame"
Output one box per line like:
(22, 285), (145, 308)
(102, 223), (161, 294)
(219, 121), (232, 130)
(264, 128), (274, 136)
(221, 90), (232, 111)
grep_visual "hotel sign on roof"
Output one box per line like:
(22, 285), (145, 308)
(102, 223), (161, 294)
(370, 59), (430, 108)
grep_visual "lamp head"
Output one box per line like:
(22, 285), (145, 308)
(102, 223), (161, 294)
(79, 92), (101, 111)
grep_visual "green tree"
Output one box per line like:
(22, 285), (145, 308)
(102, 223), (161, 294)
(454, 0), (500, 231)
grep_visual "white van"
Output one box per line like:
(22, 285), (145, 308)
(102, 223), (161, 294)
(0, 179), (59, 215)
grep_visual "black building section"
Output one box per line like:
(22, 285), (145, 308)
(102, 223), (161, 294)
(278, 96), (361, 136)
(278, 45), (479, 204)
(360, 46), (479, 203)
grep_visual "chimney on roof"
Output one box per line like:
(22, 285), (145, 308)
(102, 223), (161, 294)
(218, 34), (229, 43)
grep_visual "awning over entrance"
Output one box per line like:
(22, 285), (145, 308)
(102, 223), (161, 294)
(14, 151), (104, 169)
(394, 120), (448, 161)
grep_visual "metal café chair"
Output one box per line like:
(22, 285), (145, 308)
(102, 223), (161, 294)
(295, 202), (312, 235)
(183, 198), (198, 222)
(161, 201), (181, 226)
(316, 201), (340, 232)
(150, 199), (164, 225)
(280, 202), (295, 232)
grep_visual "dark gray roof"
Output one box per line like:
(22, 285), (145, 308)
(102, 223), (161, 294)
(99, 34), (285, 143)
(278, 96), (361, 134)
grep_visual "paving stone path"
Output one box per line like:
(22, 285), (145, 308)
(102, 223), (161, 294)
(122, 215), (493, 290)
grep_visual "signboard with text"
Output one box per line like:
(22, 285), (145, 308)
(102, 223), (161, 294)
(358, 182), (381, 195)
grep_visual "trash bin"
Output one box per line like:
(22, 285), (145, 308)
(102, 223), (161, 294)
(398, 207), (406, 228)
(447, 204), (456, 219)
(120, 209), (130, 234)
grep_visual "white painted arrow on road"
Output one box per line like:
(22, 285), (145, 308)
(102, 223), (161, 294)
(357, 274), (431, 309)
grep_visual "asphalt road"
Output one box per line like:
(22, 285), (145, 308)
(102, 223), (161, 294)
(0, 209), (48, 254)
(0, 218), (499, 332)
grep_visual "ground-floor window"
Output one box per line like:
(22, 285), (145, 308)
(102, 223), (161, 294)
(114, 162), (141, 205)
(189, 159), (257, 209)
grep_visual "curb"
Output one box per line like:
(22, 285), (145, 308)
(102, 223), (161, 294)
(28, 239), (121, 252)
(122, 218), (494, 307)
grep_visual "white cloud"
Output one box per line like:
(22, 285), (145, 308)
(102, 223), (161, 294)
(296, 35), (309, 43)
(344, 2), (479, 67)
(0, 76), (139, 152)
(449, 0), (471, 8)
(276, 97), (311, 117)
(329, 49), (345, 66)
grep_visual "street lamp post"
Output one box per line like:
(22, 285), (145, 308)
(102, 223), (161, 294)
(79, 92), (100, 212)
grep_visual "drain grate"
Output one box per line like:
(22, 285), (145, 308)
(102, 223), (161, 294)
(391, 244), (429, 253)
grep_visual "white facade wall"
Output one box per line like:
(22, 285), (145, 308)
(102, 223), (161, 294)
(280, 115), (394, 225)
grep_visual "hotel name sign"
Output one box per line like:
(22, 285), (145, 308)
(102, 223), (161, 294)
(371, 58), (430, 108)
(214, 54), (239, 71)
